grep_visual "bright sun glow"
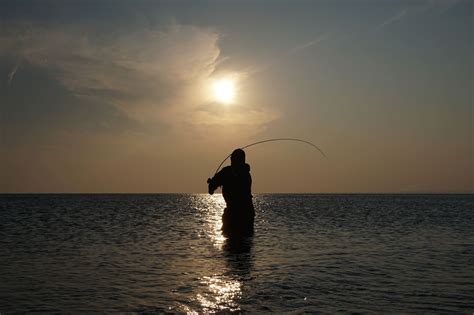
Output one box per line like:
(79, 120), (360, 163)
(213, 79), (236, 104)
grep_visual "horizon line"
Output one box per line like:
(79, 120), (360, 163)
(1, 192), (472, 195)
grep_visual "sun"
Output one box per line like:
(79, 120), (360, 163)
(212, 78), (236, 104)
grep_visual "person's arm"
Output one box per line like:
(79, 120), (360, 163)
(207, 171), (223, 195)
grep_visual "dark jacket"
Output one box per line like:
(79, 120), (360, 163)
(208, 163), (253, 210)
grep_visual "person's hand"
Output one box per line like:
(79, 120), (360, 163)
(207, 178), (214, 195)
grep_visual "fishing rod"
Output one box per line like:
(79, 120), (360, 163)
(213, 138), (326, 175)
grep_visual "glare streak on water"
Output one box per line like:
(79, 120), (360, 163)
(0, 194), (473, 313)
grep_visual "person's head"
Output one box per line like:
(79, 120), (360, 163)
(230, 148), (245, 166)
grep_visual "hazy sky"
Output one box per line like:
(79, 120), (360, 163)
(1, 0), (472, 193)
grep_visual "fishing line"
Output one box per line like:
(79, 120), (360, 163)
(214, 138), (326, 174)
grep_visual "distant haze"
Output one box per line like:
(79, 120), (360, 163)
(1, 0), (472, 193)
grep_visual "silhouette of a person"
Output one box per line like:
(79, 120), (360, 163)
(207, 148), (255, 237)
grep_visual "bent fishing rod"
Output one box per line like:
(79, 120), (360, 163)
(213, 138), (326, 175)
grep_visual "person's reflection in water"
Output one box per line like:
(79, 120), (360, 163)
(223, 236), (254, 282)
(208, 148), (255, 237)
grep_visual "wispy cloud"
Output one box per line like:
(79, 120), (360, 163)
(7, 60), (20, 86)
(375, 9), (408, 31)
(286, 33), (331, 56)
(374, 0), (460, 32)
(0, 21), (279, 136)
(244, 32), (331, 77)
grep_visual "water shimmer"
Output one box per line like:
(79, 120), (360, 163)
(1, 194), (473, 313)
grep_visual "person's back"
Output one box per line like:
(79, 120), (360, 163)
(208, 149), (255, 236)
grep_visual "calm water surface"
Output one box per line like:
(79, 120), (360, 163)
(1, 194), (473, 313)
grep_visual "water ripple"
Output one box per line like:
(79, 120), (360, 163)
(0, 194), (473, 313)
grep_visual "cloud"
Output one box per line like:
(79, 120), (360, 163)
(0, 21), (279, 136)
(7, 60), (19, 86)
(375, 9), (408, 30)
(243, 32), (330, 77)
(374, 0), (460, 32)
(1, 22), (218, 119)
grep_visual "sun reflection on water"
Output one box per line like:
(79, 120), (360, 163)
(196, 275), (242, 313)
(184, 194), (252, 313)
(198, 193), (227, 249)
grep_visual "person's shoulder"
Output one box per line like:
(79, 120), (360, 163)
(220, 166), (232, 174)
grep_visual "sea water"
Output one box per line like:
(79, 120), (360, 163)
(1, 194), (473, 313)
